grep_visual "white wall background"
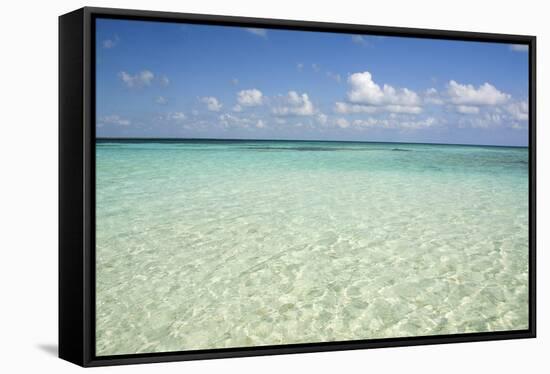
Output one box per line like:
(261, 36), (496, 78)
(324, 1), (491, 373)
(0, 0), (546, 372)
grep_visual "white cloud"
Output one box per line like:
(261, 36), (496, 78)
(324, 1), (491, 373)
(237, 89), (264, 106)
(506, 101), (529, 121)
(458, 112), (503, 129)
(219, 113), (238, 128)
(312, 63), (321, 73)
(457, 102), (528, 130)
(232, 104), (243, 112)
(509, 44), (529, 52)
(424, 88), (444, 105)
(394, 117), (438, 130)
(155, 96), (168, 105)
(98, 114), (130, 126)
(118, 70), (169, 88)
(346, 72), (421, 108)
(352, 117), (438, 130)
(256, 119), (266, 128)
(447, 80), (510, 105)
(119, 70), (155, 88)
(484, 113), (503, 125)
(385, 105), (423, 114)
(511, 123), (526, 130)
(102, 35), (119, 49)
(350, 118), (381, 128)
(201, 96), (222, 112)
(219, 113), (252, 128)
(166, 112), (186, 121)
(455, 105), (480, 114)
(335, 118), (350, 128)
(473, 116), (497, 128)
(246, 28), (267, 37)
(334, 101), (422, 114)
(296, 63), (304, 71)
(272, 91), (315, 116)
(349, 118), (378, 128)
(335, 102), (377, 114)
(316, 113), (328, 125)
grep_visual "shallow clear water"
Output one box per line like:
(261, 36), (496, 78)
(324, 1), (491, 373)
(95, 140), (529, 356)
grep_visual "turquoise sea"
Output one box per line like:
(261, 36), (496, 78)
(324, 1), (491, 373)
(95, 139), (529, 356)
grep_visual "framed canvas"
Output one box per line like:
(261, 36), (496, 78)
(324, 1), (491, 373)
(59, 6), (536, 367)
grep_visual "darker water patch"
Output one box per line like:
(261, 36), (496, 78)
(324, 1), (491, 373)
(240, 146), (383, 152)
(243, 146), (339, 152)
(391, 148), (412, 152)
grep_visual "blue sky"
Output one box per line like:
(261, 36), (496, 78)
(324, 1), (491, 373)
(96, 18), (529, 146)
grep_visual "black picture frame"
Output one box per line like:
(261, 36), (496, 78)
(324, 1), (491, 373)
(59, 6), (536, 367)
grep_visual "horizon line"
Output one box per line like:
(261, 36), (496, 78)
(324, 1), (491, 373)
(95, 137), (528, 148)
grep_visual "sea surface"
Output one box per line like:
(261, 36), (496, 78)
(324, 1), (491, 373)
(95, 139), (529, 356)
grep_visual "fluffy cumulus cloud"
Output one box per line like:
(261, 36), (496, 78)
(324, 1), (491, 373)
(201, 96), (223, 112)
(458, 112), (504, 129)
(273, 91), (315, 116)
(446, 80), (510, 106)
(219, 113), (241, 128)
(456, 103), (530, 129)
(316, 113), (328, 125)
(334, 102), (377, 114)
(506, 101), (529, 121)
(344, 72), (422, 113)
(109, 62), (527, 137)
(335, 102), (422, 115)
(444, 80), (522, 128)
(335, 118), (350, 128)
(119, 70), (155, 88)
(118, 70), (169, 88)
(347, 72), (421, 106)
(237, 89), (264, 106)
(395, 117), (438, 130)
(385, 105), (423, 114)
(455, 105), (480, 114)
(218, 113), (258, 129)
(424, 88), (444, 105)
